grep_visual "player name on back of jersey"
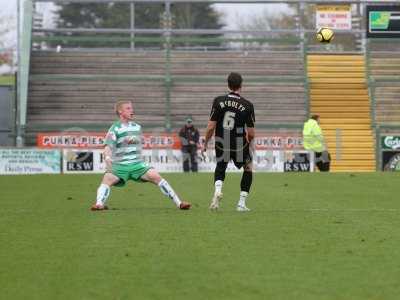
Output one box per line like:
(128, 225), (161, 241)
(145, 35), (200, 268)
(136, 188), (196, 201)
(219, 99), (246, 112)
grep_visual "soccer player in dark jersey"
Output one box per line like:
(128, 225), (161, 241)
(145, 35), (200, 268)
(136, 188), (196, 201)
(201, 72), (255, 212)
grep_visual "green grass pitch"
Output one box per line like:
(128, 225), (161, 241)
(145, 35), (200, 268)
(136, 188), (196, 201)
(1, 173), (400, 300)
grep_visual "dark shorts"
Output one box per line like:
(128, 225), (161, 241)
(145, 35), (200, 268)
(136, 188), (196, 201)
(315, 151), (331, 172)
(215, 143), (252, 169)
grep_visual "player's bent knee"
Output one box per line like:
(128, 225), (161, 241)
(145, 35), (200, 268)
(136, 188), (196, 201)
(102, 173), (119, 186)
(143, 168), (162, 184)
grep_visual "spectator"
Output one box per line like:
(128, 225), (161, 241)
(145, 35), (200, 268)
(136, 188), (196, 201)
(179, 117), (200, 172)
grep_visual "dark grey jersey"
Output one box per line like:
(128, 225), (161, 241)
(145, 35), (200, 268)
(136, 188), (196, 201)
(210, 92), (255, 149)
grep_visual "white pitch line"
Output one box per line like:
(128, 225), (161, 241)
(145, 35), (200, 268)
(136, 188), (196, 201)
(266, 208), (399, 212)
(309, 208), (398, 212)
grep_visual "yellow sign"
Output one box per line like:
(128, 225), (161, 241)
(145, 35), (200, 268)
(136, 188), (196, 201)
(317, 5), (351, 12)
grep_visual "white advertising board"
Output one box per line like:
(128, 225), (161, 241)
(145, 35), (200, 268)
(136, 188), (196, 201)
(0, 149), (61, 175)
(62, 149), (314, 173)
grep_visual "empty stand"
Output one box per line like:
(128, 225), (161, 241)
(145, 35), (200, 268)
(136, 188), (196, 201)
(28, 50), (167, 144)
(169, 51), (306, 127)
(368, 41), (400, 125)
(27, 50), (307, 143)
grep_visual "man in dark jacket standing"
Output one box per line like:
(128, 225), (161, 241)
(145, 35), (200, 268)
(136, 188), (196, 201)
(179, 117), (200, 172)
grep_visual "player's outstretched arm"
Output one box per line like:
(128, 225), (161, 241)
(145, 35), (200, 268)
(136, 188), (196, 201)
(246, 127), (255, 143)
(247, 127), (256, 156)
(202, 121), (216, 154)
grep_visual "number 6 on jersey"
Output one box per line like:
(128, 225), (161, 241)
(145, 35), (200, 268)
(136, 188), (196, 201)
(223, 111), (236, 130)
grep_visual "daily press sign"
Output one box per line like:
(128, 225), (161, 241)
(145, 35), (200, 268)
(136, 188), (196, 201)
(381, 136), (400, 150)
(0, 149), (61, 175)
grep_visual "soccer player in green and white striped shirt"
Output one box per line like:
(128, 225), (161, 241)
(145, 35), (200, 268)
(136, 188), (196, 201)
(91, 101), (191, 211)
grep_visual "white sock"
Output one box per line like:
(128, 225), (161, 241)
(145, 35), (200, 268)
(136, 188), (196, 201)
(96, 184), (110, 206)
(238, 191), (248, 207)
(158, 179), (181, 207)
(215, 180), (223, 195)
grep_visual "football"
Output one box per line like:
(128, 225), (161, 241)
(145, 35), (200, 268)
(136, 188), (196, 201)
(316, 27), (334, 43)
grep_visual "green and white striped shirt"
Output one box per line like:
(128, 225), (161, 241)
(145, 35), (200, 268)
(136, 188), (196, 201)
(105, 121), (143, 165)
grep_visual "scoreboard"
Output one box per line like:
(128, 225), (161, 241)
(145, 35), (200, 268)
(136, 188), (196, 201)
(367, 5), (400, 38)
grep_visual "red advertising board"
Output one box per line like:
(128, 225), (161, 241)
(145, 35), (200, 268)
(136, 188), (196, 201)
(37, 132), (303, 150)
(37, 132), (182, 149)
(37, 132), (106, 148)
